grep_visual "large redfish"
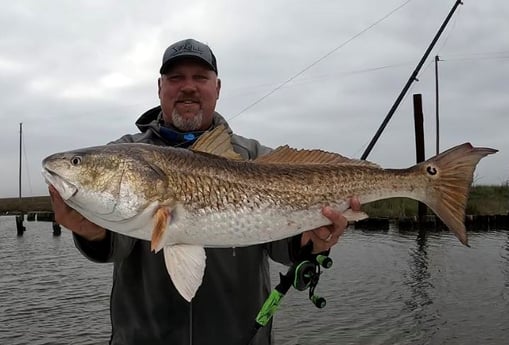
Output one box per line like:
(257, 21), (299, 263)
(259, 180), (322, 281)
(41, 126), (496, 301)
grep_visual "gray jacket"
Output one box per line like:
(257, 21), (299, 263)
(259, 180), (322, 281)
(74, 106), (301, 345)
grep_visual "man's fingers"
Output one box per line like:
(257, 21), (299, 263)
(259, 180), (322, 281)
(48, 185), (65, 208)
(301, 198), (360, 253)
(322, 206), (347, 228)
(351, 196), (361, 212)
(47, 185), (106, 241)
(301, 227), (341, 253)
(322, 207), (348, 238)
(301, 229), (330, 247)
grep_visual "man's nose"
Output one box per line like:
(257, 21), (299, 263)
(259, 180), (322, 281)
(180, 78), (198, 92)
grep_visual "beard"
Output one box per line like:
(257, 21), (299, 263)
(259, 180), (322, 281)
(171, 109), (204, 131)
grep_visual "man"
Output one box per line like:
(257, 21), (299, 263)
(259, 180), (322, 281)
(49, 38), (359, 345)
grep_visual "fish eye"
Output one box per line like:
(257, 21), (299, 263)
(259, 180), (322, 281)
(70, 156), (82, 166)
(426, 165), (437, 176)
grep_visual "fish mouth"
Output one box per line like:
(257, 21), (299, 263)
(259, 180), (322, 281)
(41, 168), (78, 200)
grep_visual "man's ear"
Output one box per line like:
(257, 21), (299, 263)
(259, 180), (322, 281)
(216, 78), (221, 99)
(157, 77), (162, 97)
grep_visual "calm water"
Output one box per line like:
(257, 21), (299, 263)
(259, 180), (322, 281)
(0, 217), (508, 345)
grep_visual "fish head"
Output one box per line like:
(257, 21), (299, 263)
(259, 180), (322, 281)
(42, 143), (169, 223)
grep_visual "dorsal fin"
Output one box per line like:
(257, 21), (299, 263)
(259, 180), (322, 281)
(190, 125), (242, 160)
(255, 145), (380, 167)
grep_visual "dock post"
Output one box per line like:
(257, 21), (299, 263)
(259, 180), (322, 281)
(52, 222), (62, 236)
(413, 94), (427, 223)
(16, 214), (25, 236)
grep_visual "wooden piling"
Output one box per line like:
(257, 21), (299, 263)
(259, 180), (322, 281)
(413, 94), (427, 225)
(15, 214), (25, 236)
(52, 222), (62, 236)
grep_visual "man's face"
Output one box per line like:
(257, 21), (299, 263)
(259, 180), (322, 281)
(158, 59), (221, 131)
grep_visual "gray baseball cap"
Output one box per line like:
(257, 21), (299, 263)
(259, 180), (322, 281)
(159, 38), (218, 74)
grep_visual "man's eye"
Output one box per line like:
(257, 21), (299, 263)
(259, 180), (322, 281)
(166, 75), (182, 81)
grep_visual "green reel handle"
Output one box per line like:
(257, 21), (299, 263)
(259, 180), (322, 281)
(310, 294), (327, 309)
(316, 254), (333, 269)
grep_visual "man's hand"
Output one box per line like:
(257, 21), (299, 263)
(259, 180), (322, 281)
(48, 185), (106, 241)
(301, 198), (361, 253)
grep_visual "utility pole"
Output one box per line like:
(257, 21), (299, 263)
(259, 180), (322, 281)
(434, 55), (440, 156)
(19, 122), (22, 202)
(17, 122), (25, 236)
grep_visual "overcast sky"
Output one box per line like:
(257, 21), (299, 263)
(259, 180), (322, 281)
(0, 0), (507, 198)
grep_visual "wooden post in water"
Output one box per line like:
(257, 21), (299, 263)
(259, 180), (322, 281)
(52, 222), (62, 236)
(413, 95), (427, 223)
(16, 215), (25, 236)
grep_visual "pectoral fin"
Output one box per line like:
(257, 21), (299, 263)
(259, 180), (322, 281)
(163, 245), (206, 302)
(151, 206), (172, 252)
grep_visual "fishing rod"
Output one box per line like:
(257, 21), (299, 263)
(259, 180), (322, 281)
(361, 0), (464, 160)
(246, 244), (333, 344)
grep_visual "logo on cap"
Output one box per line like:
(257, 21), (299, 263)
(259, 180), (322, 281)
(171, 42), (204, 56)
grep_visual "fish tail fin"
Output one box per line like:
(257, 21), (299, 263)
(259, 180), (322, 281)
(419, 143), (497, 246)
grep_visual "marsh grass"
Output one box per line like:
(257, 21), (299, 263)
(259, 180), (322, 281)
(363, 184), (509, 218)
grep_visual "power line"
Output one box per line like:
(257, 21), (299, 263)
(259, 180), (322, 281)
(440, 50), (509, 58)
(440, 54), (509, 62)
(222, 47), (508, 105)
(221, 61), (414, 100)
(228, 0), (415, 121)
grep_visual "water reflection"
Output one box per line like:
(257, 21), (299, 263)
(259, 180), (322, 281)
(503, 231), (509, 294)
(404, 229), (432, 309)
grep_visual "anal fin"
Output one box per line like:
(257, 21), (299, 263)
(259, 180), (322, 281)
(164, 245), (206, 302)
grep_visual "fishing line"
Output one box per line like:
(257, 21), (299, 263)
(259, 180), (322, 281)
(433, 2), (462, 58)
(420, 6), (461, 78)
(228, 0), (416, 122)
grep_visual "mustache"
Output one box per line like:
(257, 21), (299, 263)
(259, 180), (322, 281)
(176, 95), (200, 103)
